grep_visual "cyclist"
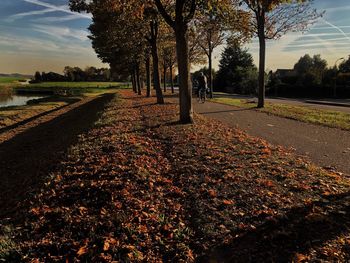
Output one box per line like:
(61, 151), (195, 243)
(197, 72), (207, 102)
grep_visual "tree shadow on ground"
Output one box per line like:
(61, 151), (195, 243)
(197, 192), (350, 263)
(0, 93), (115, 221)
(0, 97), (80, 134)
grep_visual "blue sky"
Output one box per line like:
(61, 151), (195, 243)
(246, 0), (350, 71)
(0, 0), (102, 74)
(0, 0), (350, 74)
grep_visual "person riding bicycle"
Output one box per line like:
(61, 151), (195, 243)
(197, 72), (207, 98)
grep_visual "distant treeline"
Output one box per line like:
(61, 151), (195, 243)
(0, 73), (32, 79)
(208, 42), (350, 98)
(267, 54), (350, 98)
(32, 66), (113, 83)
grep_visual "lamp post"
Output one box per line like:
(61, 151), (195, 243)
(334, 57), (344, 98)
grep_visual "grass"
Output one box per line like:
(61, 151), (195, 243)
(0, 77), (26, 84)
(15, 82), (130, 96)
(0, 77), (24, 90)
(0, 99), (70, 128)
(0, 82), (130, 129)
(15, 82), (131, 98)
(23, 81), (126, 88)
(212, 97), (350, 130)
(0, 226), (20, 261)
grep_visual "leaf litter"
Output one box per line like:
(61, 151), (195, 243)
(2, 90), (350, 262)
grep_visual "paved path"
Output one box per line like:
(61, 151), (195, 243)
(194, 100), (350, 175)
(214, 93), (350, 113)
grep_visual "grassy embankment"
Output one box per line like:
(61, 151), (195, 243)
(212, 97), (350, 131)
(0, 77), (26, 83)
(1, 90), (349, 262)
(0, 81), (129, 128)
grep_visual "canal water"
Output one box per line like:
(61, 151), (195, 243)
(0, 94), (46, 108)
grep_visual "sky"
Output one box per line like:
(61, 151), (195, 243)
(0, 0), (350, 74)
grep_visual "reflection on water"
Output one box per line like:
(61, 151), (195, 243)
(0, 94), (46, 108)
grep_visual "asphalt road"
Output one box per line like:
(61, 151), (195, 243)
(194, 100), (350, 175)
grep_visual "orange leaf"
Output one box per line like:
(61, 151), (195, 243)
(294, 253), (308, 262)
(208, 189), (217, 197)
(31, 207), (40, 215)
(222, 200), (234, 205)
(115, 201), (122, 209)
(77, 246), (88, 256)
(261, 147), (271, 155)
(103, 241), (110, 251)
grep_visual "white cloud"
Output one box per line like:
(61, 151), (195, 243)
(33, 14), (82, 23)
(24, 0), (91, 18)
(7, 0), (92, 22)
(312, 26), (350, 30)
(321, 19), (350, 42)
(6, 6), (66, 22)
(32, 24), (89, 41)
(0, 34), (92, 56)
(324, 5), (350, 13)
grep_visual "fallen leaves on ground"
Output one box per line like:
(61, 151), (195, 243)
(3, 90), (350, 262)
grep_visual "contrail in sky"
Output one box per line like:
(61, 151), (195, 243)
(322, 18), (350, 42)
(23, 0), (91, 19)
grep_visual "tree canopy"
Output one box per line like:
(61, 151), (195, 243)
(215, 42), (258, 94)
(68, 0), (322, 121)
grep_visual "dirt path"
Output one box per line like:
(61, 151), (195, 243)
(0, 93), (115, 219)
(194, 100), (350, 175)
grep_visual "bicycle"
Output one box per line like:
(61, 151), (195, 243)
(197, 88), (206, 103)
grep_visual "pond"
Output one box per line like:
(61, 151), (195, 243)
(0, 94), (46, 108)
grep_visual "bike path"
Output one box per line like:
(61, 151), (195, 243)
(193, 100), (350, 175)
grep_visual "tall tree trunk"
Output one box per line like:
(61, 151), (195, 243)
(170, 65), (174, 94)
(257, 14), (266, 108)
(141, 77), (145, 91)
(149, 20), (164, 104)
(132, 71), (137, 93)
(163, 64), (167, 92)
(136, 64), (142, 95)
(146, 55), (151, 97)
(208, 49), (213, 99)
(151, 41), (164, 104)
(175, 25), (193, 124)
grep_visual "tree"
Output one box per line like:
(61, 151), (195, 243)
(154, 0), (197, 123)
(160, 33), (177, 94)
(196, 10), (225, 99)
(195, 0), (250, 98)
(339, 56), (350, 73)
(188, 27), (207, 66)
(294, 54), (327, 86)
(144, 6), (166, 103)
(64, 66), (75, 81)
(215, 42), (257, 94)
(144, 50), (152, 97)
(70, 0), (164, 103)
(85, 66), (97, 81)
(241, 0), (321, 108)
(165, 46), (177, 93)
(294, 54), (313, 75)
(34, 71), (42, 82)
